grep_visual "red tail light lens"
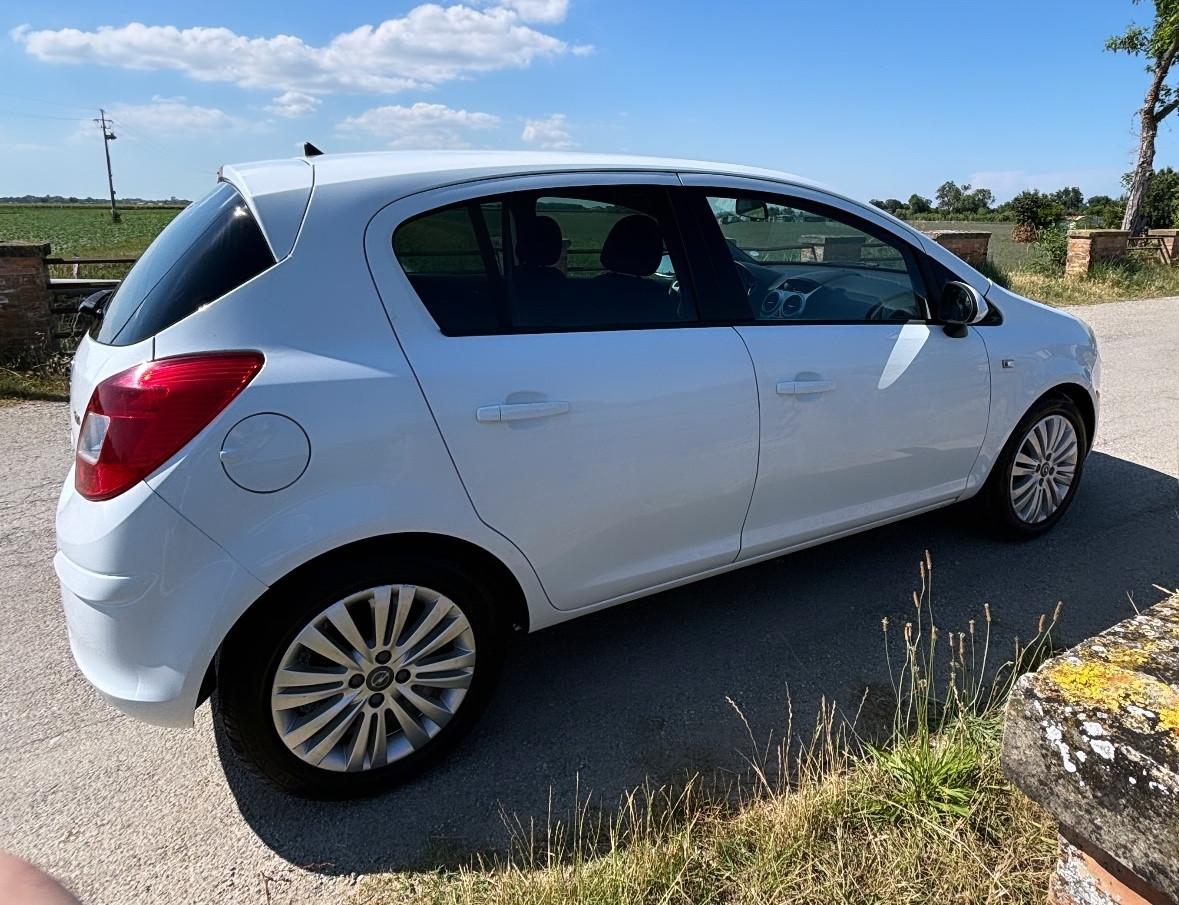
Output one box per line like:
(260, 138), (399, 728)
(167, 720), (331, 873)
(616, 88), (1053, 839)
(75, 352), (264, 501)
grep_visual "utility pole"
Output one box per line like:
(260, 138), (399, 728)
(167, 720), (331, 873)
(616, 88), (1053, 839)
(94, 108), (120, 224)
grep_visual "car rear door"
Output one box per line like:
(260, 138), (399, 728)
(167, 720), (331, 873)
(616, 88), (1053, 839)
(365, 172), (760, 611)
(680, 175), (990, 558)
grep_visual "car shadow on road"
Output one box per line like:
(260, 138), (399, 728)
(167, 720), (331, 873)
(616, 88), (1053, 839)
(217, 449), (1178, 877)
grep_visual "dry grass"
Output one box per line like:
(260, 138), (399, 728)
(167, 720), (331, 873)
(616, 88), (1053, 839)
(353, 556), (1060, 905)
(1007, 263), (1179, 305)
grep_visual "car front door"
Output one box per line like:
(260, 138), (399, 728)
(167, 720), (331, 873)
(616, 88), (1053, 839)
(681, 177), (990, 558)
(367, 174), (760, 611)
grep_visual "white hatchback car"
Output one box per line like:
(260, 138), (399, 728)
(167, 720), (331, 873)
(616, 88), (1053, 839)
(57, 152), (1099, 798)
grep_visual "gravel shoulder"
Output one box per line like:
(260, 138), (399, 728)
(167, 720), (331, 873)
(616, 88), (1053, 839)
(0, 297), (1176, 905)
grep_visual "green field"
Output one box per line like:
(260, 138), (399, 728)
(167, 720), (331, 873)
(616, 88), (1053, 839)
(0, 205), (180, 277)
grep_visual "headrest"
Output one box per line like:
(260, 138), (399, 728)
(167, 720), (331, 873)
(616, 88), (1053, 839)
(517, 215), (563, 267)
(600, 214), (663, 277)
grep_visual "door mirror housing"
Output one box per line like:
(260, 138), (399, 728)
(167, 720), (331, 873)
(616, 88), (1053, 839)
(937, 281), (989, 336)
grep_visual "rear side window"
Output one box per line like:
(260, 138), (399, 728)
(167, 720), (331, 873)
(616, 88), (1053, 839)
(93, 182), (275, 345)
(392, 186), (694, 335)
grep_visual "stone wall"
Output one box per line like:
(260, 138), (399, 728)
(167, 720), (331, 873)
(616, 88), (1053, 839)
(1002, 594), (1179, 905)
(920, 230), (991, 269)
(0, 242), (53, 360)
(1065, 230), (1130, 279)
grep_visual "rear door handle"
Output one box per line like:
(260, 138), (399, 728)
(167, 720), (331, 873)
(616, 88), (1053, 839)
(776, 379), (835, 396)
(476, 401), (571, 423)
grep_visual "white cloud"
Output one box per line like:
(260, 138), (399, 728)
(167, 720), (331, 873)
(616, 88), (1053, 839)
(493, 0), (568, 23)
(338, 102), (499, 148)
(12, 4), (582, 96)
(267, 90), (320, 118)
(106, 97), (246, 135)
(521, 113), (574, 149)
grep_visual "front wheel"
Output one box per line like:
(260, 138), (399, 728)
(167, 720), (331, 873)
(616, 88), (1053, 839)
(981, 395), (1088, 538)
(214, 551), (503, 799)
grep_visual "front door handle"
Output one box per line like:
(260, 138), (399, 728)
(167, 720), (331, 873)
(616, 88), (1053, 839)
(776, 379), (835, 396)
(476, 401), (571, 423)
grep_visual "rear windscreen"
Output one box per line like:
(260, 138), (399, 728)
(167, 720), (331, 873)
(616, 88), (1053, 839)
(92, 181), (275, 345)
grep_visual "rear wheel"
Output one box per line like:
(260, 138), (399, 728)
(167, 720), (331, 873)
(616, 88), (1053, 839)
(982, 395), (1088, 537)
(215, 551), (503, 799)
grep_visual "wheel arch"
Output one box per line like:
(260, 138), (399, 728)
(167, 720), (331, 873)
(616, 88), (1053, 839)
(1042, 381), (1096, 452)
(202, 531), (529, 703)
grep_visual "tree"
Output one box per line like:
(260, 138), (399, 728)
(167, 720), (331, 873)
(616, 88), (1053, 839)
(935, 181), (966, 212)
(907, 194), (933, 214)
(1107, 0), (1179, 233)
(1085, 194), (1117, 209)
(1138, 165), (1179, 227)
(1009, 190), (1063, 241)
(964, 187), (994, 213)
(1050, 187), (1085, 212)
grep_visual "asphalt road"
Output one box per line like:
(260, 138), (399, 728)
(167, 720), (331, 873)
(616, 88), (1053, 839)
(1, 298), (1176, 905)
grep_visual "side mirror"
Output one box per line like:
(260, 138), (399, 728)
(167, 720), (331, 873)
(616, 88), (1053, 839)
(937, 281), (989, 336)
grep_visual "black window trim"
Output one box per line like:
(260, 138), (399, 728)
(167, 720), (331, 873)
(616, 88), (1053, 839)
(683, 185), (940, 327)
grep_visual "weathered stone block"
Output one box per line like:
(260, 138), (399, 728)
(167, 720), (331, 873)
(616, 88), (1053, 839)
(799, 234), (865, 262)
(921, 230), (991, 269)
(0, 241), (52, 359)
(1065, 230), (1130, 279)
(1003, 595), (1179, 904)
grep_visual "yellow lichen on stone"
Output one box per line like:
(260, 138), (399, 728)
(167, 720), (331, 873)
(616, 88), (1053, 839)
(1045, 659), (1179, 740)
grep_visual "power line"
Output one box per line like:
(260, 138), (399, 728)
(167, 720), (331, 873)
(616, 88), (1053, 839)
(0, 108), (87, 122)
(0, 90), (94, 115)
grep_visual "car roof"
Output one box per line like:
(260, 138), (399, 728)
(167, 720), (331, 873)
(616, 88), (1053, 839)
(220, 150), (926, 255)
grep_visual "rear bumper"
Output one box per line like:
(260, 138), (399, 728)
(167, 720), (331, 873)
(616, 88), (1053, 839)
(56, 472), (268, 727)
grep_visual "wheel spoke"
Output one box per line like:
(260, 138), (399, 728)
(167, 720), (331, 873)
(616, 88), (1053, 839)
(371, 586), (392, 650)
(282, 692), (361, 749)
(401, 617), (469, 666)
(345, 710), (375, 771)
(272, 683), (346, 711)
(274, 667), (347, 688)
(327, 601), (372, 662)
(298, 625), (361, 670)
(390, 585), (416, 649)
(388, 697), (430, 749)
(305, 700), (364, 765)
(395, 597), (450, 658)
(412, 670), (473, 690)
(1012, 453), (1039, 476)
(399, 687), (453, 726)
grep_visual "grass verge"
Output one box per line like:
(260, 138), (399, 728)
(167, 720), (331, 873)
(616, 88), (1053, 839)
(0, 366), (69, 403)
(353, 555), (1059, 905)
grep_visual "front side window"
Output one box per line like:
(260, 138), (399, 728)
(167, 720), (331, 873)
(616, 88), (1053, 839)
(706, 194), (926, 323)
(393, 186), (694, 335)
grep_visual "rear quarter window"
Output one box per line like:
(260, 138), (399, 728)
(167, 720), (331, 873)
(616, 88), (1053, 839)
(93, 182), (275, 345)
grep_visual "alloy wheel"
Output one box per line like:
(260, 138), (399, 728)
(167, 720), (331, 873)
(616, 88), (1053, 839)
(270, 584), (476, 772)
(1009, 414), (1079, 524)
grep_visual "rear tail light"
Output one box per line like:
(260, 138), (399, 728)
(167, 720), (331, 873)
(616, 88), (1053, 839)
(75, 351), (264, 501)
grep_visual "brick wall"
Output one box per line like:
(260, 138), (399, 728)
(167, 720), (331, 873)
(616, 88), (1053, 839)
(0, 242), (53, 360)
(1065, 230), (1129, 278)
(920, 230), (990, 269)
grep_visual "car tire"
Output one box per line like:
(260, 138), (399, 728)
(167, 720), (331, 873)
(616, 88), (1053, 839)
(981, 394), (1088, 538)
(214, 549), (504, 799)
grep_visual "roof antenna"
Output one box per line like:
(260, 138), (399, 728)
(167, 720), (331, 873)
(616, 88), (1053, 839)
(303, 141), (324, 157)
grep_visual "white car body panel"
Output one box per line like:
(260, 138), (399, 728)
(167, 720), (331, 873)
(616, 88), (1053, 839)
(53, 151), (1100, 727)
(364, 172), (760, 610)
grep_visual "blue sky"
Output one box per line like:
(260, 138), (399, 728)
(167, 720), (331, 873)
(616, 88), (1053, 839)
(0, 0), (1171, 203)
